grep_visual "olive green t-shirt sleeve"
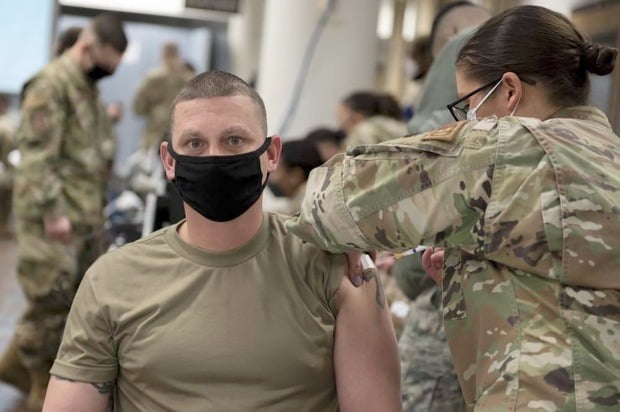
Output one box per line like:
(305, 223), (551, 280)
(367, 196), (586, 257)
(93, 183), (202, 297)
(50, 265), (118, 383)
(298, 241), (347, 315)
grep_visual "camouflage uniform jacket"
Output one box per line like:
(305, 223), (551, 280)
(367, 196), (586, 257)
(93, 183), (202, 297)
(133, 65), (190, 150)
(287, 106), (620, 411)
(14, 53), (114, 226)
(343, 115), (408, 149)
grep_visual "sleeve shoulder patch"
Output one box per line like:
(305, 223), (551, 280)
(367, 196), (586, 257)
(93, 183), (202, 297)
(421, 121), (467, 143)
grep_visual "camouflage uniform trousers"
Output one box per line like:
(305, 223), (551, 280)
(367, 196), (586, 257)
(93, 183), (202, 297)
(400, 287), (466, 412)
(13, 220), (104, 372)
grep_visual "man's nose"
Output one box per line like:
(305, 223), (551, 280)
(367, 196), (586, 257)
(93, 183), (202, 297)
(204, 145), (225, 156)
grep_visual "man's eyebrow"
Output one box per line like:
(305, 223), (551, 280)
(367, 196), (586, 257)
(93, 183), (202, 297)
(220, 125), (251, 136)
(179, 129), (206, 141)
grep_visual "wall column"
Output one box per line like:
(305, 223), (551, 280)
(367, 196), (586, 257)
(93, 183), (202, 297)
(257, 0), (382, 136)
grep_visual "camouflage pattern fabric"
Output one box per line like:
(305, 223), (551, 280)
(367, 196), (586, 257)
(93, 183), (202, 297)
(13, 52), (114, 226)
(400, 287), (465, 412)
(398, 28), (473, 405)
(8, 52), (112, 388)
(14, 220), (103, 369)
(343, 115), (408, 149)
(287, 106), (620, 411)
(393, 254), (464, 411)
(133, 65), (191, 150)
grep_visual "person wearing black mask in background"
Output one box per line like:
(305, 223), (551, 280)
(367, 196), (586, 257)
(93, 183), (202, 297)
(42, 71), (401, 412)
(0, 14), (127, 411)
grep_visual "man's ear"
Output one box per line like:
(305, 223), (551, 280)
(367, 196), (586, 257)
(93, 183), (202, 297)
(501, 72), (523, 114)
(266, 135), (282, 174)
(160, 141), (175, 181)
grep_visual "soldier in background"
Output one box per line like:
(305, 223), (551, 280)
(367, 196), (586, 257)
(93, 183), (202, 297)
(337, 91), (407, 149)
(56, 26), (124, 129)
(304, 127), (345, 163)
(401, 35), (433, 120)
(408, 1), (491, 135)
(0, 14), (127, 411)
(134, 42), (192, 151)
(288, 5), (619, 411)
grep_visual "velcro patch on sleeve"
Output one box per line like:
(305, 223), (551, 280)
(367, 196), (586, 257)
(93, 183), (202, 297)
(421, 121), (466, 143)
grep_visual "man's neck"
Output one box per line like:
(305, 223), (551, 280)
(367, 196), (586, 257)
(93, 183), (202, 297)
(179, 200), (265, 252)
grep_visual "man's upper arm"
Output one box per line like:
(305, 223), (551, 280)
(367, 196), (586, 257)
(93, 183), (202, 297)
(286, 121), (497, 253)
(43, 376), (112, 412)
(50, 266), (118, 383)
(334, 269), (402, 412)
(15, 79), (66, 216)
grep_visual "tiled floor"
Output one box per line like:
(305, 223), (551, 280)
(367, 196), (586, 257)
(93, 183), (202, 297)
(0, 238), (28, 410)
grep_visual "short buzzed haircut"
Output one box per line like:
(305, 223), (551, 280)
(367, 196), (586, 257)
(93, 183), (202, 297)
(171, 71), (268, 134)
(92, 13), (128, 53)
(56, 26), (82, 56)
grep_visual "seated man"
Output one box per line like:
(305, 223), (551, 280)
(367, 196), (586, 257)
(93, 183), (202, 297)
(42, 71), (401, 412)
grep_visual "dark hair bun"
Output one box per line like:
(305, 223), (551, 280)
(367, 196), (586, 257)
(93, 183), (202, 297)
(583, 42), (617, 75)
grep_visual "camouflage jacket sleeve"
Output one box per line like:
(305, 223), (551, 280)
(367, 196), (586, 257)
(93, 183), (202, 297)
(286, 119), (498, 253)
(15, 79), (68, 218)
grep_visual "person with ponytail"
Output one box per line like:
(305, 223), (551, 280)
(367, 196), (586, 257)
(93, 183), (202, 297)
(337, 91), (408, 148)
(289, 5), (620, 411)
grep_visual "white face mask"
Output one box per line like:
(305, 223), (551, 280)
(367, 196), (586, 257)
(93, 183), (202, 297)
(467, 78), (522, 121)
(509, 94), (521, 118)
(467, 79), (504, 121)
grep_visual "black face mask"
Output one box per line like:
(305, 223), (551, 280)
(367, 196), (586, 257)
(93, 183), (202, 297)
(87, 64), (113, 82)
(168, 137), (272, 222)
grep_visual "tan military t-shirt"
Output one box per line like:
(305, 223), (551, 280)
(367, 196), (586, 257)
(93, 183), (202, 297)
(51, 213), (345, 411)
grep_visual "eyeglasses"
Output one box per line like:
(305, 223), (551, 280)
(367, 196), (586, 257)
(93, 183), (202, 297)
(447, 78), (502, 122)
(447, 75), (536, 122)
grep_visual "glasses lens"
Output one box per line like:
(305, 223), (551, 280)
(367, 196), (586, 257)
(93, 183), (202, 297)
(454, 106), (468, 121)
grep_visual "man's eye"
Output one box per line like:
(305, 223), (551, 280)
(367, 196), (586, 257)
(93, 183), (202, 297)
(228, 136), (243, 145)
(189, 139), (202, 149)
